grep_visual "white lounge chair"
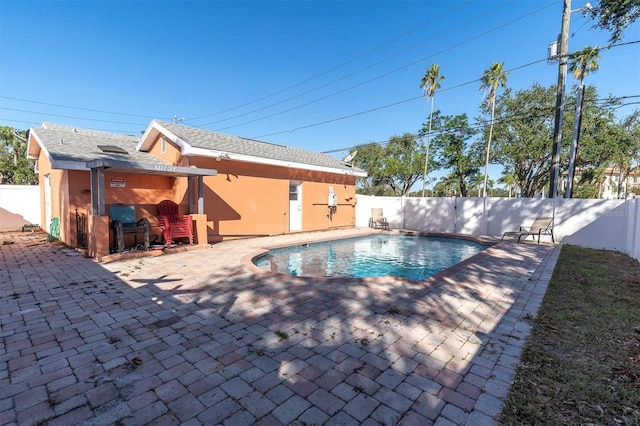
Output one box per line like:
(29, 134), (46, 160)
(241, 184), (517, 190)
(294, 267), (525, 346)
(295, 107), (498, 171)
(369, 208), (390, 230)
(502, 216), (554, 243)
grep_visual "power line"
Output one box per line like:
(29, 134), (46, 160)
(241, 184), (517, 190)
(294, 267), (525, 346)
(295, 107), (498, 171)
(613, 101), (640, 109)
(189, 0), (477, 121)
(320, 98), (640, 155)
(2, 1), (592, 135)
(250, 58), (549, 139)
(192, 0), (519, 127)
(0, 95), (171, 120)
(1, 118), (42, 126)
(249, 40), (639, 140)
(2, 23), (637, 139)
(2, 1), (554, 133)
(0, 107), (148, 126)
(0, 0), (507, 132)
(206, 1), (558, 131)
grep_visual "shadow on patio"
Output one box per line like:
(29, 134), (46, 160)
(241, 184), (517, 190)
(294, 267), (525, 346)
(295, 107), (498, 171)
(0, 229), (559, 425)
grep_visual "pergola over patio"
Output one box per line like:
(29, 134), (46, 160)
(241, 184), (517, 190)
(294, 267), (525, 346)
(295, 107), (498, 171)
(85, 158), (218, 260)
(86, 158), (217, 216)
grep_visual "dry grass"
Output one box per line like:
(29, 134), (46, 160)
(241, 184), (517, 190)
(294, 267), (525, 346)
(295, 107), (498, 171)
(500, 245), (640, 425)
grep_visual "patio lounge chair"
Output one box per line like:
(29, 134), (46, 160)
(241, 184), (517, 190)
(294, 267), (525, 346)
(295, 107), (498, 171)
(502, 216), (554, 243)
(369, 208), (390, 230)
(157, 200), (193, 245)
(109, 204), (150, 252)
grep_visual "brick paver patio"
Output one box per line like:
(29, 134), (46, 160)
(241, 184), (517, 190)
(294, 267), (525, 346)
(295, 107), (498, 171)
(0, 229), (560, 425)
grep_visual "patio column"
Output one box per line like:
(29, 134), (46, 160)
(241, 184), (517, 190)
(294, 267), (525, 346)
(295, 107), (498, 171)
(87, 213), (110, 259)
(187, 176), (194, 214)
(88, 166), (110, 260)
(198, 176), (204, 214)
(191, 214), (208, 245)
(90, 166), (105, 215)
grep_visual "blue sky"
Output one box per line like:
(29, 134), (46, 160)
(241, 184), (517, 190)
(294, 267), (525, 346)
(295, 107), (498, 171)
(1, 0), (638, 185)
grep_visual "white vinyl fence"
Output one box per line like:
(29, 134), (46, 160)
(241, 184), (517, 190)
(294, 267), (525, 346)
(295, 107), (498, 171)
(3, 185), (640, 261)
(356, 194), (640, 260)
(0, 185), (40, 232)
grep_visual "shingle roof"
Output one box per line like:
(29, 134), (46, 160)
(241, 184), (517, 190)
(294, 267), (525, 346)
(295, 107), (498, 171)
(31, 123), (167, 167)
(154, 121), (365, 175)
(30, 121), (366, 177)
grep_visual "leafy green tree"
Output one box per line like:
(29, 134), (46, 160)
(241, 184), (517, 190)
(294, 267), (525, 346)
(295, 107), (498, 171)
(573, 179), (600, 198)
(479, 62), (508, 197)
(498, 172), (519, 197)
(568, 87), (625, 198)
(629, 181), (640, 196)
(353, 133), (425, 196)
(592, 0), (640, 42)
(351, 142), (389, 196)
(614, 111), (640, 198)
(469, 174), (494, 197)
(433, 173), (460, 197)
(0, 126), (37, 185)
(578, 110), (640, 199)
(429, 113), (480, 197)
(419, 63), (445, 197)
(490, 186), (510, 197)
(485, 84), (557, 197)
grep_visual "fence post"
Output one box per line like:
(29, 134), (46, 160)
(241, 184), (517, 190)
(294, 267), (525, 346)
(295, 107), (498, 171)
(483, 197), (489, 236)
(452, 196), (457, 234)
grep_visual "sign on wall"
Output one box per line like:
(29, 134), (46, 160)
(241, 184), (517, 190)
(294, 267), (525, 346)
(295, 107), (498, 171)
(110, 177), (126, 188)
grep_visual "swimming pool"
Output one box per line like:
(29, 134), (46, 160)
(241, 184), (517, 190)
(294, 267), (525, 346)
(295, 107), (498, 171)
(252, 234), (490, 281)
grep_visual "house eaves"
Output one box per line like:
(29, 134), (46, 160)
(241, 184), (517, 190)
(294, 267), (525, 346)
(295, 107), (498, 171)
(26, 129), (45, 161)
(86, 158), (217, 177)
(28, 123), (191, 174)
(138, 120), (367, 178)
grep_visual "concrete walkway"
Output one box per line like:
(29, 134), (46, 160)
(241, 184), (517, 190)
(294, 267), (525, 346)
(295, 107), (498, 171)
(0, 229), (561, 425)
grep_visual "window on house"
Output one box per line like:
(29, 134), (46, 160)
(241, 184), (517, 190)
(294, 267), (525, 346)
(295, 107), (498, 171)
(289, 183), (298, 201)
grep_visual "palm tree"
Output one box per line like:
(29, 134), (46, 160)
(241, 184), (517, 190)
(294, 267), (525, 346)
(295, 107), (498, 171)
(479, 62), (508, 197)
(434, 173), (459, 197)
(419, 64), (445, 197)
(498, 172), (518, 198)
(565, 46), (600, 198)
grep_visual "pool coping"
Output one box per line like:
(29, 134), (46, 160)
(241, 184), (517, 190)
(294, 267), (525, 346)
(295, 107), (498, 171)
(240, 229), (502, 285)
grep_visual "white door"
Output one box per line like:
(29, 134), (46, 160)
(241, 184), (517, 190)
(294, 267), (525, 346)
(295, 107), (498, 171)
(289, 182), (302, 232)
(44, 174), (52, 232)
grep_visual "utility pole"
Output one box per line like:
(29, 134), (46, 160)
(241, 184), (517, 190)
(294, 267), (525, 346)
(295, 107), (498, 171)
(549, 0), (571, 198)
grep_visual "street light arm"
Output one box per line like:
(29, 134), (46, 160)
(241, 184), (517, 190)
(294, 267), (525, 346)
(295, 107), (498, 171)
(571, 2), (594, 15)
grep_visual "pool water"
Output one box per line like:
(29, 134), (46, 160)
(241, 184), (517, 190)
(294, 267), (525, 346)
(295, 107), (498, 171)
(253, 234), (489, 281)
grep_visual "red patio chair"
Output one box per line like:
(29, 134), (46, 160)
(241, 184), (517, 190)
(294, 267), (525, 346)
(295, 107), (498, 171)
(157, 200), (193, 245)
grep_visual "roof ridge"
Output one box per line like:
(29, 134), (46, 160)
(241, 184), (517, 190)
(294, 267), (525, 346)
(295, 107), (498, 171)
(157, 121), (295, 149)
(155, 120), (366, 172)
(40, 123), (139, 142)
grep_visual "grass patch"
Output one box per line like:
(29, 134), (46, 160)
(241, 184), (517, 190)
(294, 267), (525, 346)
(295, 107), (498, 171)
(500, 245), (640, 425)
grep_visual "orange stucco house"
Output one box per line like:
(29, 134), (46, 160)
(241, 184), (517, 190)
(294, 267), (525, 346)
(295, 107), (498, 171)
(26, 121), (366, 260)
